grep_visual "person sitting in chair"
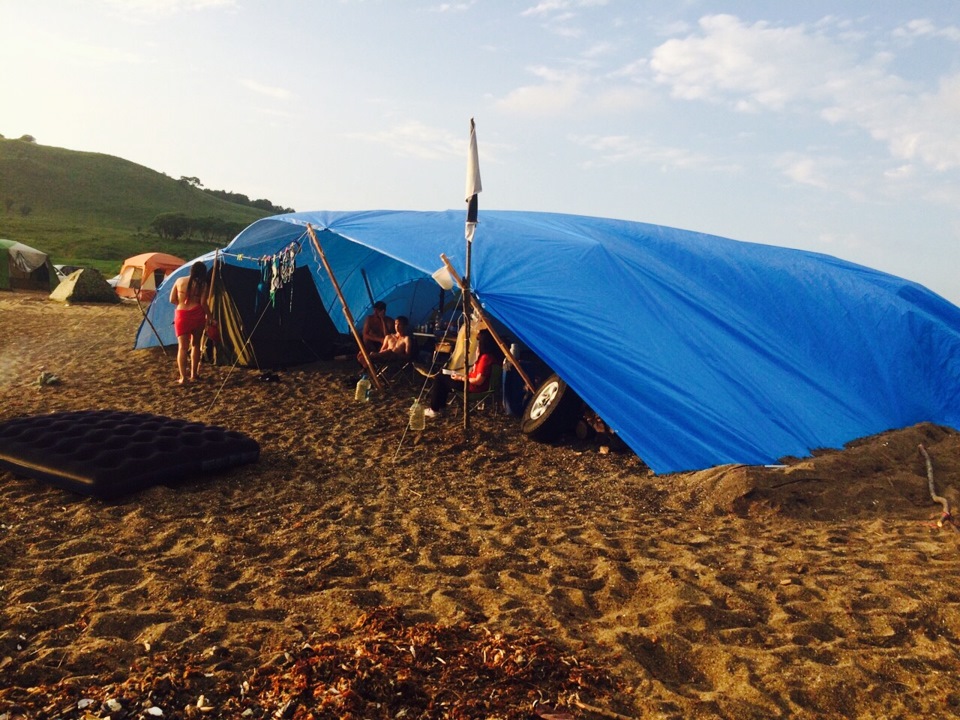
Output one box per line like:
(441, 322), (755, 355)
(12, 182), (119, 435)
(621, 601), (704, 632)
(425, 329), (498, 417)
(369, 315), (415, 364)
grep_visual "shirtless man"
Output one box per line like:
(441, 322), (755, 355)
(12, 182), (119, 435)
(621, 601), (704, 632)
(169, 261), (210, 384)
(369, 315), (414, 363)
(361, 301), (394, 353)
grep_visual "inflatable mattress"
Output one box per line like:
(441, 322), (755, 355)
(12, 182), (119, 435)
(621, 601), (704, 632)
(0, 410), (260, 499)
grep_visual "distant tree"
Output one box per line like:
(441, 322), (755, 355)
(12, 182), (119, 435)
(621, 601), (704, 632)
(18, 135), (36, 143)
(19, 204), (32, 216)
(205, 188), (252, 206)
(202, 188), (293, 214)
(179, 176), (203, 188)
(221, 220), (246, 240)
(151, 212), (191, 240)
(4, 199), (13, 213)
(194, 216), (218, 241)
(192, 217), (246, 242)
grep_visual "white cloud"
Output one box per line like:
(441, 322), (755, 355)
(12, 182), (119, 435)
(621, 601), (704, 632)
(102, 0), (236, 14)
(495, 68), (587, 114)
(431, 1), (476, 12)
(775, 153), (834, 190)
(241, 79), (291, 101)
(572, 134), (734, 173)
(520, 0), (608, 17)
(582, 41), (614, 59)
(893, 18), (960, 42)
(649, 14), (960, 172)
(520, 0), (606, 36)
(346, 121), (463, 161)
(521, 1), (572, 17)
(650, 14), (844, 111)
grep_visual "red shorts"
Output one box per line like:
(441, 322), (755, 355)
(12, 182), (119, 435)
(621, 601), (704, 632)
(174, 305), (206, 337)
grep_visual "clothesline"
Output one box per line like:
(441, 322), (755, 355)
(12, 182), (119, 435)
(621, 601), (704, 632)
(216, 231), (307, 267)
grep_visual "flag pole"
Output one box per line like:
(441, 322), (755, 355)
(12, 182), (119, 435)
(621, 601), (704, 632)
(463, 118), (482, 434)
(463, 240), (472, 433)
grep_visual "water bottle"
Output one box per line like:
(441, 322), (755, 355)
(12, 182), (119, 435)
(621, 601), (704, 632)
(355, 374), (371, 402)
(409, 399), (425, 431)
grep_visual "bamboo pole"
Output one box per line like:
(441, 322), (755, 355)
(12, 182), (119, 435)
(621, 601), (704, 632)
(306, 224), (381, 390)
(462, 242), (472, 433)
(440, 253), (537, 394)
(201, 249), (218, 361)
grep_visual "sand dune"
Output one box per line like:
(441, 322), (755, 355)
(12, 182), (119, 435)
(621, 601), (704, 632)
(1, 292), (959, 719)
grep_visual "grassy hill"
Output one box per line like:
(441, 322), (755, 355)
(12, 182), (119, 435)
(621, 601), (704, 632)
(0, 137), (275, 276)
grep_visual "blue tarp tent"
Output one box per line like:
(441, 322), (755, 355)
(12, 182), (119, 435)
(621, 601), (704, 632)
(136, 210), (960, 474)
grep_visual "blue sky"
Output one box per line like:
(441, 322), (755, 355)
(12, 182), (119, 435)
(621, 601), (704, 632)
(3, 1), (960, 304)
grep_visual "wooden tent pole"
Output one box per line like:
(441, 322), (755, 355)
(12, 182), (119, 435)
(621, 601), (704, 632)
(202, 249), (219, 362)
(306, 224), (381, 390)
(440, 253), (536, 394)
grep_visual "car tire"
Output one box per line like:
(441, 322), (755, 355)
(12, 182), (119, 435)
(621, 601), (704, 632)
(521, 373), (583, 442)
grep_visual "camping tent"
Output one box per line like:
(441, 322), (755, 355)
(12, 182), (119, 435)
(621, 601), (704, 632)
(0, 239), (57, 291)
(206, 260), (340, 368)
(135, 210), (960, 474)
(50, 268), (119, 304)
(115, 252), (185, 301)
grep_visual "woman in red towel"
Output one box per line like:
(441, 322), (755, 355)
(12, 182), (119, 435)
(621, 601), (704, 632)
(169, 262), (210, 384)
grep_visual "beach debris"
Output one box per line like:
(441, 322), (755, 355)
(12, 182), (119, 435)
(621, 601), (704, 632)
(76, 698), (94, 709)
(36, 370), (62, 387)
(918, 444), (954, 529)
(573, 698), (639, 720)
(535, 705), (577, 719)
(0, 606), (620, 718)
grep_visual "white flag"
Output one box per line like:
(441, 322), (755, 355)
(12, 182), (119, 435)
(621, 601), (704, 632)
(465, 118), (481, 242)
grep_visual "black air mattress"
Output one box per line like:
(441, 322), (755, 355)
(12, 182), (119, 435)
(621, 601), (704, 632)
(0, 410), (260, 499)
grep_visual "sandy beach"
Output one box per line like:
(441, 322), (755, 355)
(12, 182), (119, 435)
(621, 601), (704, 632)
(2, 291), (960, 719)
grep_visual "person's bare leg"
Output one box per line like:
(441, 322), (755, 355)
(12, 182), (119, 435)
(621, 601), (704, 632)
(189, 331), (203, 381)
(176, 336), (190, 384)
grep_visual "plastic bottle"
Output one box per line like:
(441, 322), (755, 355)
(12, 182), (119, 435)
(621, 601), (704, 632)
(409, 399), (425, 431)
(355, 374), (371, 402)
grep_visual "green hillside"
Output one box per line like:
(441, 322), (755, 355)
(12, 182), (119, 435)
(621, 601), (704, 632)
(0, 137), (275, 275)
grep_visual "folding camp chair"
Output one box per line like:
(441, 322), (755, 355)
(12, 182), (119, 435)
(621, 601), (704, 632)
(374, 335), (420, 388)
(449, 362), (503, 414)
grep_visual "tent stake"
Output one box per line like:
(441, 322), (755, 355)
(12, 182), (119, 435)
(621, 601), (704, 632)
(306, 224), (381, 390)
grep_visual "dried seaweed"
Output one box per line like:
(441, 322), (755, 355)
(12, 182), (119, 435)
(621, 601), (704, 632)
(0, 607), (620, 720)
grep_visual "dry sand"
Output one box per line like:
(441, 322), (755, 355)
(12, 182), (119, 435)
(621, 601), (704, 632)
(1, 291), (960, 719)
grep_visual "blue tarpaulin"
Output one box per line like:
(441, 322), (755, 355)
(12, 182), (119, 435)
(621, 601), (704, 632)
(136, 210), (960, 474)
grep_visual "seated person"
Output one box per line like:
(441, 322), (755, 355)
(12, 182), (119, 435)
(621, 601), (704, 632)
(369, 315), (416, 364)
(361, 300), (393, 353)
(425, 330), (498, 417)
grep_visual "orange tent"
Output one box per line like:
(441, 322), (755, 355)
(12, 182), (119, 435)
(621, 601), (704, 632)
(114, 252), (185, 301)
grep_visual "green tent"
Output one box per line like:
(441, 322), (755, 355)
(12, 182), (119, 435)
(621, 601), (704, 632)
(49, 268), (119, 304)
(0, 239), (56, 291)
